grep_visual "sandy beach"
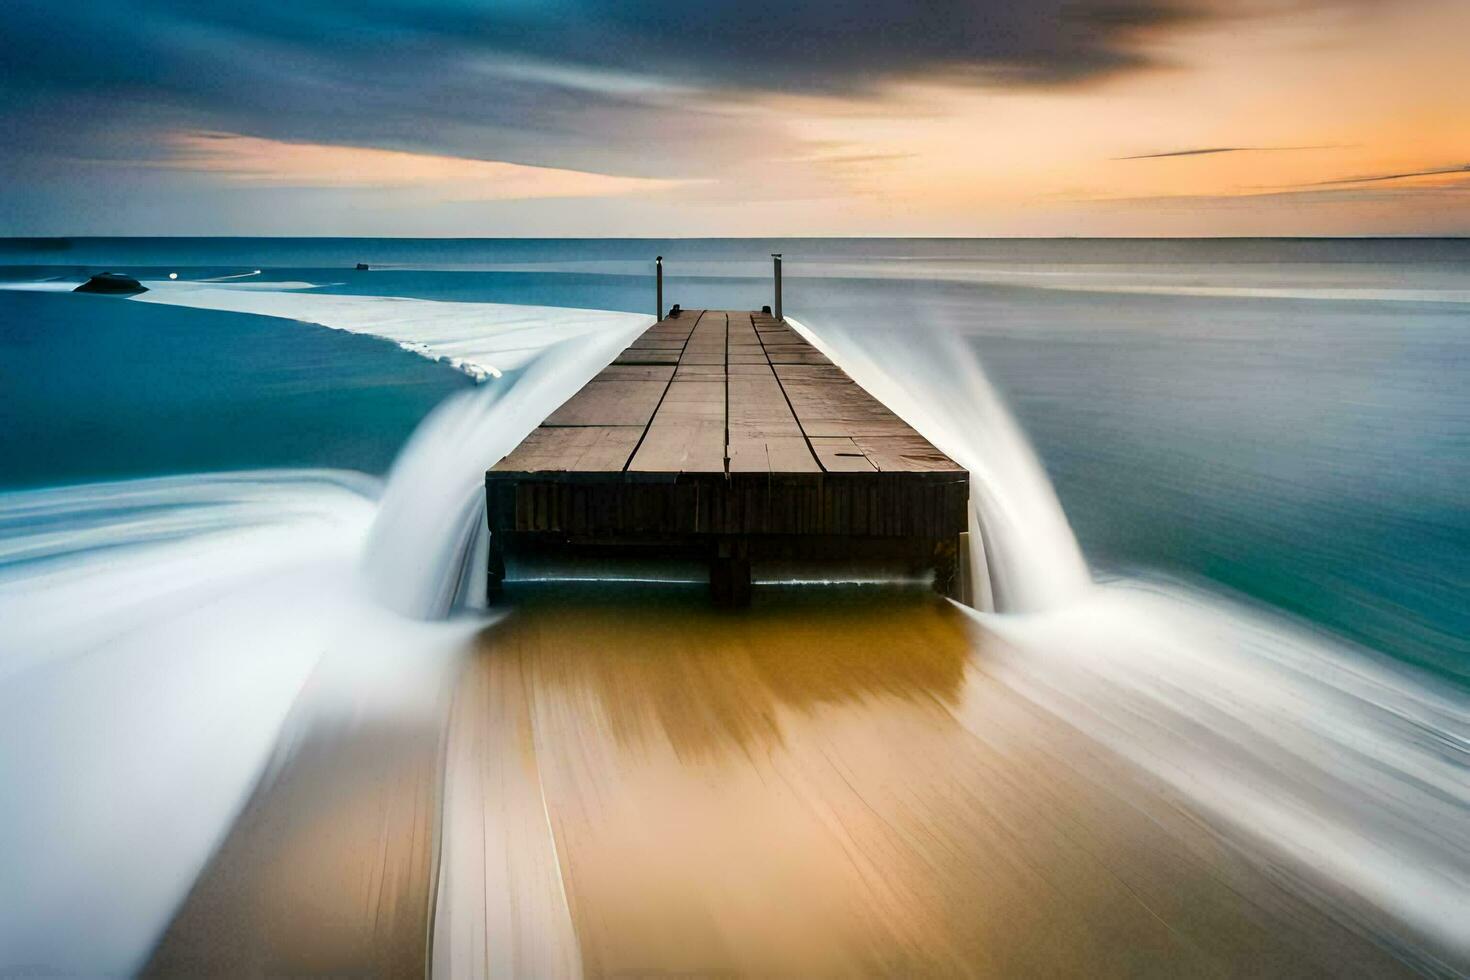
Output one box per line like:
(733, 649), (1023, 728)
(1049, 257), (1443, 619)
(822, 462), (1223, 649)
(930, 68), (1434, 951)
(145, 584), (1426, 976)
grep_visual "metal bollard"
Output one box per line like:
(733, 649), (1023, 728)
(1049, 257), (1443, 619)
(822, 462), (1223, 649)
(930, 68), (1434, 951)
(772, 253), (783, 321)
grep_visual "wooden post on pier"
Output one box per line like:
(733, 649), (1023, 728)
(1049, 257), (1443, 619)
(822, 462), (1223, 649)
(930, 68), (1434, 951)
(656, 255), (664, 319)
(772, 253), (783, 321)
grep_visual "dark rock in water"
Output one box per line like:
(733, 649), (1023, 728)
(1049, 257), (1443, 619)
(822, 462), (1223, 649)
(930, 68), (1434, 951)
(356, 262), (370, 270)
(74, 272), (146, 295)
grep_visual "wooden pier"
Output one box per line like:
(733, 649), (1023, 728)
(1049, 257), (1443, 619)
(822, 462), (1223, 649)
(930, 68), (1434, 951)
(485, 308), (969, 605)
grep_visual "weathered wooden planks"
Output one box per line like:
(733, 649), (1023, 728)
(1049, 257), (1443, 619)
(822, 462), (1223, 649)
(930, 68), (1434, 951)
(597, 364), (676, 382)
(544, 378), (666, 427)
(492, 308), (959, 478)
(727, 369), (819, 473)
(486, 307), (969, 603)
(614, 349), (681, 365)
(496, 426), (644, 473)
(809, 436), (878, 473)
(629, 380), (725, 472)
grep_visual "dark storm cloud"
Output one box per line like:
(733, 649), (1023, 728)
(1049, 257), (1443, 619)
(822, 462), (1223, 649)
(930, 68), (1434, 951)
(0, 0), (1211, 178)
(445, 0), (1203, 90)
(4, 0), (1208, 96)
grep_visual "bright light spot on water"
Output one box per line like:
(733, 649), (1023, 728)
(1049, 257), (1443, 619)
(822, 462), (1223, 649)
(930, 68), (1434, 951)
(169, 273), (178, 280)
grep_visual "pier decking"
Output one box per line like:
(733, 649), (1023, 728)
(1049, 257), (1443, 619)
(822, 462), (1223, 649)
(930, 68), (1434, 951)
(485, 309), (968, 604)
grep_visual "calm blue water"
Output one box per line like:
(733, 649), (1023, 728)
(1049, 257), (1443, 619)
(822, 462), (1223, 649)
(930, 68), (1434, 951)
(3, 237), (1466, 685)
(0, 290), (471, 487)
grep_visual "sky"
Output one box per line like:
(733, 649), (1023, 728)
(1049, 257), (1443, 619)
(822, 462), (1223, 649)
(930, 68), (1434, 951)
(1, 0), (1466, 236)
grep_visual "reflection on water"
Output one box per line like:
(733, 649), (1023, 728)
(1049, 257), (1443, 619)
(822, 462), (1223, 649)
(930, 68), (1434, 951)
(514, 584), (971, 758)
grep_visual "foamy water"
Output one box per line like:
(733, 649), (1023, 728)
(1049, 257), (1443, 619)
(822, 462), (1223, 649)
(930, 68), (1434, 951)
(134, 280), (648, 381)
(788, 315), (1090, 612)
(0, 286), (649, 970)
(962, 585), (1470, 970)
(129, 280), (651, 617)
(361, 325), (645, 618)
(0, 472), (376, 972)
(792, 310), (1469, 967)
(1, 269), (1465, 974)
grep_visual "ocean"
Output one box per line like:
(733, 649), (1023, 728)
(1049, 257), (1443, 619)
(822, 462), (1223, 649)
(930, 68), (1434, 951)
(4, 236), (1466, 677)
(1, 237), (1466, 974)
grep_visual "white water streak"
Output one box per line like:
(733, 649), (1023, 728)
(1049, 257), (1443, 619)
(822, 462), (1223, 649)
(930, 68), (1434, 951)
(789, 315), (1089, 612)
(360, 323), (649, 619)
(4, 278), (1464, 974)
(0, 473), (377, 974)
(792, 309), (1468, 966)
(119, 281), (651, 618)
(960, 583), (1470, 968)
(133, 281), (647, 382)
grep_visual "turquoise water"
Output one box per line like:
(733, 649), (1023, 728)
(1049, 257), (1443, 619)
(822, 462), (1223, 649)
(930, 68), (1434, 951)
(2, 237), (1466, 684)
(788, 273), (1470, 684)
(0, 290), (471, 488)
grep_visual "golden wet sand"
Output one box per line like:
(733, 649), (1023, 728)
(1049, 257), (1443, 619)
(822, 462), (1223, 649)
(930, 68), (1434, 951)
(145, 584), (1414, 977)
(439, 584), (1411, 978)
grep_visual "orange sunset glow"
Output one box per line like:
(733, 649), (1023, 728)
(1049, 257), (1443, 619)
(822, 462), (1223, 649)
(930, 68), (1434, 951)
(3, 0), (1467, 234)
(3, 0), (1470, 976)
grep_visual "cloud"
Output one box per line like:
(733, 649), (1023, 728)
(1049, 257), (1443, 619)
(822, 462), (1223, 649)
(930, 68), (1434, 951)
(159, 132), (691, 200)
(492, 0), (1207, 92)
(101, 0), (1211, 93)
(0, 0), (1239, 212)
(1305, 164), (1470, 186)
(1, 0), (1216, 143)
(0, 3), (773, 184)
(1114, 146), (1335, 160)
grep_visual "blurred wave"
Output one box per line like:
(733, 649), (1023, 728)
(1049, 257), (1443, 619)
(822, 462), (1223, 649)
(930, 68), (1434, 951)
(136, 282), (650, 382)
(361, 327), (644, 618)
(0, 243), (1465, 974)
(793, 304), (1470, 970)
(968, 582), (1470, 972)
(0, 472), (376, 973)
(790, 315), (1089, 612)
